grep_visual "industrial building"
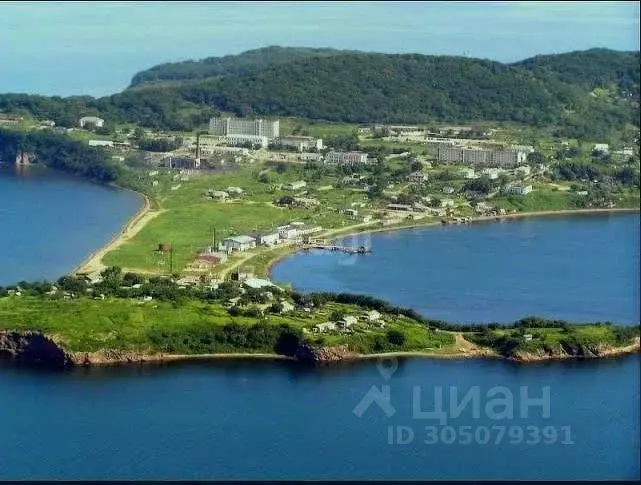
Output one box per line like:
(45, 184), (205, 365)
(209, 117), (280, 139)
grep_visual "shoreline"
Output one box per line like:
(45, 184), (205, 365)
(72, 189), (163, 275)
(71, 339), (640, 367)
(264, 207), (640, 277)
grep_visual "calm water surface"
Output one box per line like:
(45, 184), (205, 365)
(0, 357), (638, 480)
(271, 213), (641, 325)
(0, 166), (142, 285)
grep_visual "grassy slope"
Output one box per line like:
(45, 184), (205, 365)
(0, 296), (454, 354)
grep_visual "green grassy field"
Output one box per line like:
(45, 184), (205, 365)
(0, 295), (454, 355)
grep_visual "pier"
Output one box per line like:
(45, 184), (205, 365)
(300, 244), (372, 254)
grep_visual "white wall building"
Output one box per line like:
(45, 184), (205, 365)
(505, 185), (532, 195)
(88, 140), (113, 147)
(79, 116), (105, 128)
(221, 235), (256, 252)
(324, 151), (369, 165)
(225, 134), (268, 148)
(209, 117), (280, 139)
(438, 147), (527, 167)
(275, 136), (323, 152)
(277, 225), (299, 240)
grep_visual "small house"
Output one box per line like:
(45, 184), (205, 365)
(365, 310), (381, 322)
(221, 235), (256, 252)
(408, 171), (429, 184)
(226, 186), (244, 195)
(285, 180), (307, 190)
(341, 316), (358, 328)
(314, 322), (337, 333)
(277, 225), (299, 240)
(242, 277), (274, 290)
(209, 190), (229, 200)
(251, 231), (281, 246)
(443, 186), (455, 194)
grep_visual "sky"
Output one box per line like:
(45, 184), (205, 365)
(1, 1), (639, 97)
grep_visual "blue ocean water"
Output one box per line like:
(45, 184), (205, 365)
(271, 213), (641, 325)
(0, 357), (638, 480)
(0, 166), (143, 285)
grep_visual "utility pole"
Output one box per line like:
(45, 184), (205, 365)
(170, 244), (174, 275)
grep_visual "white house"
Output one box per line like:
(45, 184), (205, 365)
(440, 199), (455, 208)
(242, 277), (274, 290)
(209, 190), (229, 200)
(221, 235), (256, 252)
(482, 168), (501, 179)
(460, 168), (476, 179)
(226, 186), (244, 195)
(251, 231), (281, 246)
(88, 140), (113, 148)
(314, 322), (337, 333)
(365, 310), (382, 321)
(505, 184), (532, 195)
(443, 186), (455, 194)
(593, 143), (609, 154)
(79, 116), (105, 128)
(285, 180), (307, 190)
(277, 225), (299, 239)
(341, 316), (358, 328)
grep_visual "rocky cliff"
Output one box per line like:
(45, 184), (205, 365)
(508, 338), (640, 362)
(295, 344), (356, 364)
(0, 331), (76, 368)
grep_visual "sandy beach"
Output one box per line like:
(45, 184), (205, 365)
(73, 192), (166, 275)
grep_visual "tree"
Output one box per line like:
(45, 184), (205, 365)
(258, 172), (271, 184)
(330, 310), (346, 322)
(527, 152), (545, 164)
(386, 329), (406, 346)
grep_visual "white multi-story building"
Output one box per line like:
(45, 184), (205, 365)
(324, 151), (369, 165)
(438, 147), (527, 168)
(209, 117), (280, 139)
(79, 116), (105, 128)
(224, 134), (268, 148)
(275, 136), (323, 152)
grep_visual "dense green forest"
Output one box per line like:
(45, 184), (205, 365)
(0, 47), (638, 138)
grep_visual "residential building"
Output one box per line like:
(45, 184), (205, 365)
(279, 301), (295, 313)
(324, 151), (369, 165)
(440, 199), (455, 208)
(408, 171), (429, 184)
(221, 235), (256, 252)
(593, 143), (609, 154)
(0, 115), (21, 127)
(342, 208), (359, 218)
(224, 134), (268, 148)
(438, 147), (527, 167)
(460, 168), (476, 179)
(515, 165), (531, 176)
(251, 231), (281, 246)
(386, 203), (414, 212)
(300, 152), (323, 162)
(88, 140), (113, 148)
(242, 277), (274, 290)
(505, 184), (532, 195)
(365, 310), (381, 321)
(443, 186), (455, 194)
(314, 322), (337, 333)
(277, 225), (299, 240)
(209, 117), (280, 139)
(285, 180), (307, 190)
(208, 190), (229, 200)
(509, 145), (535, 153)
(226, 186), (244, 195)
(482, 168), (501, 180)
(275, 136), (323, 152)
(341, 316), (358, 328)
(79, 116), (105, 128)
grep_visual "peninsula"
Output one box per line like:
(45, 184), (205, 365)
(0, 46), (639, 369)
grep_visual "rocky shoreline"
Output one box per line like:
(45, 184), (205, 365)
(0, 331), (638, 370)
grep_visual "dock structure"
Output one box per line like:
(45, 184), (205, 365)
(301, 243), (372, 254)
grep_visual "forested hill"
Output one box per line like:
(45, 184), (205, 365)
(0, 47), (638, 139)
(128, 46), (352, 88)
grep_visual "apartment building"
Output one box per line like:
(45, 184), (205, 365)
(209, 117), (280, 139)
(437, 147), (526, 168)
(224, 134), (268, 148)
(274, 136), (323, 152)
(324, 151), (369, 165)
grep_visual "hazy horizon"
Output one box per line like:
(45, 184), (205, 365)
(1, 1), (639, 97)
